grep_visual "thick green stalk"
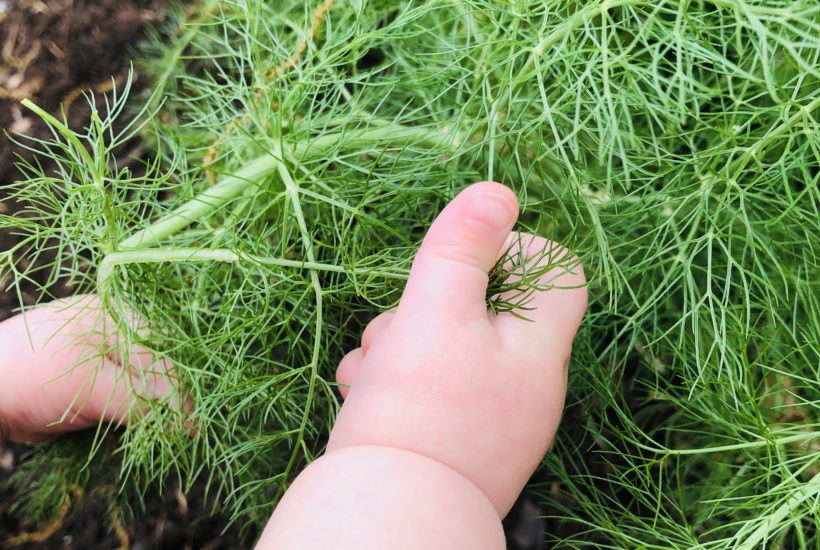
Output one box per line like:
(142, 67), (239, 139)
(295, 123), (458, 155)
(118, 153), (282, 249)
(117, 124), (456, 251)
(736, 471), (820, 550)
(96, 247), (409, 291)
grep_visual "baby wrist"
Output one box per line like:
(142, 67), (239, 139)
(331, 443), (500, 517)
(258, 445), (505, 549)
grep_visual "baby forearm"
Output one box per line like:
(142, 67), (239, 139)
(257, 445), (505, 550)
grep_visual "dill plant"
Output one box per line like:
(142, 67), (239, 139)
(1, 0), (819, 546)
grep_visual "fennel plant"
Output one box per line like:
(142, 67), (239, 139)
(2, 0), (818, 547)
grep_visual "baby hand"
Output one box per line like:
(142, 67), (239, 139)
(330, 182), (587, 515)
(0, 294), (173, 443)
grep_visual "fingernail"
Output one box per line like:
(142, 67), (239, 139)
(464, 191), (516, 230)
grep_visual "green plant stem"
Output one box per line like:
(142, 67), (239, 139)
(300, 123), (458, 154)
(118, 153), (282, 249)
(118, 124), (456, 250)
(96, 248), (409, 291)
(635, 431), (819, 456)
(275, 156), (324, 497)
(737, 471), (820, 550)
(21, 99), (99, 178)
(728, 95), (820, 175)
(514, 0), (649, 91)
(22, 99), (119, 250)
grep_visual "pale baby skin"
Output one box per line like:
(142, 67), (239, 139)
(261, 182), (587, 548)
(0, 182), (587, 549)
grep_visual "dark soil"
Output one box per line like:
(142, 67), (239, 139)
(0, 0), (163, 185)
(0, 0), (164, 315)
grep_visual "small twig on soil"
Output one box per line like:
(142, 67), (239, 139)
(2, 484), (83, 547)
(109, 502), (131, 550)
(111, 507), (130, 550)
(61, 74), (128, 117)
(0, 77), (43, 100)
(100, 485), (130, 550)
(1, 40), (41, 73)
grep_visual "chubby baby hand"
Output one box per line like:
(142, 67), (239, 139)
(330, 182), (587, 515)
(0, 294), (173, 443)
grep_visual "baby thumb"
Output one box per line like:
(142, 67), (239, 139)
(398, 182), (519, 322)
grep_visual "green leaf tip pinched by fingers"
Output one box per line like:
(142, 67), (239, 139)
(486, 234), (583, 321)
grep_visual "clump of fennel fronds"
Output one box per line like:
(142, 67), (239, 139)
(2, 0), (818, 547)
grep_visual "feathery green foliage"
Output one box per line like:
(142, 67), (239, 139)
(2, 0), (819, 546)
